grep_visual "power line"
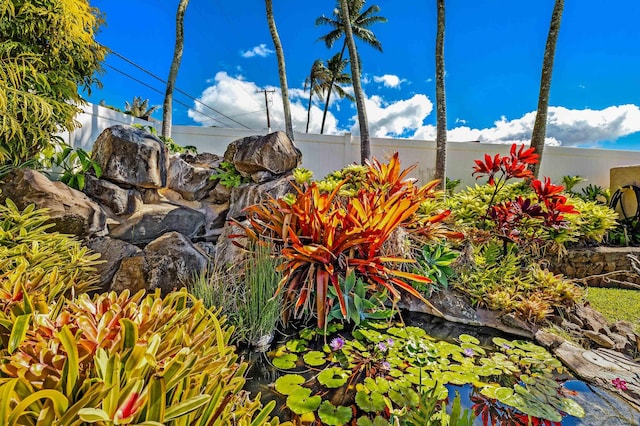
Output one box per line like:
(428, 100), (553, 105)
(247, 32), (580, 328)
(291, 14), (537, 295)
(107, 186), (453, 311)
(105, 48), (253, 129)
(105, 64), (232, 128)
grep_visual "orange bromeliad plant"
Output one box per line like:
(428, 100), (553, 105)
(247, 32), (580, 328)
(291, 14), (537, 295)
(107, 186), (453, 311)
(240, 153), (446, 328)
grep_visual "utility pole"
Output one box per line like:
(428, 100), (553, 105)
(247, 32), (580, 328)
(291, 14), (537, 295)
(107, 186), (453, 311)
(257, 89), (275, 131)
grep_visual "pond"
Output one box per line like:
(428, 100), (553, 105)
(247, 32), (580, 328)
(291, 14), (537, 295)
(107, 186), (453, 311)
(241, 312), (640, 425)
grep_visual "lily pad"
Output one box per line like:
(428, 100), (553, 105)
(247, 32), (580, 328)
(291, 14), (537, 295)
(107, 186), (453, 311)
(318, 401), (353, 425)
(272, 353), (298, 369)
(274, 374), (305, 395)
(286, 387), (321, 415)
(388, 387), (420, 408)
(363, 377), (390, 394)
(286, 339), (308, 353)
(355, 390), (386, 412)
(299, 328), (316, 340)
(318, 367), (349, 388)
(553, 397), (585, 418)
(303, 351), (327, 367)
(357, 416), (389, 426)
(458, 334), (480, 345)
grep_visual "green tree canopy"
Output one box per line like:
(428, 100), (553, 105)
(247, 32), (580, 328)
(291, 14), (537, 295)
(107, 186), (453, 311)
(0, 0), (106, 167)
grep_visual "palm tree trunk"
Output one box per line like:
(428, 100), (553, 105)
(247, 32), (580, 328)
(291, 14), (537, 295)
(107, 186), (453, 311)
(306, 80), (313, 133)
(434, 0), (447, 190)
(162, 0), (189, 139)
(340, 0), (370, 163)
(531, 0), (564, 178)
(265, 0), (294, 141)
(320, 42), (347, 135)
(305, 66), (314, 133)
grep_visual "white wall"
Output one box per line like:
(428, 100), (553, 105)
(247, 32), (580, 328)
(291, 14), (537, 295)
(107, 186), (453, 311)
(67, 102), (640, 190)
(60, 103), (160, 151)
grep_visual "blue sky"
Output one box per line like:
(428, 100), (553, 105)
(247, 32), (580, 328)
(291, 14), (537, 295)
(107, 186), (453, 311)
(87, 0), (640, 150)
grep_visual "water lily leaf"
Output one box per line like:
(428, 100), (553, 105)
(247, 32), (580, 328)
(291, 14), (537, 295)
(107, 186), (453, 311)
(299, 328), (316, 340)
(480, 384), (500, 399)
(494, 387), (515, 401)
(303, 351), (327, 367)
(317, 401), (353, 425)
(355, 390), (386, 412)
(492, 337), (512, 349)
(356, 415), (389, 426)
(553, 397), (585, 418)
(286, 339), (307, 353)
(286, 388), (321, 415)
(318, 367), (349, 388)
(272, 353), (298, 369)
(440, 371), (478, 386)
(458, 334), (480, 345)
(275, 374), (305, 395)
(318, 323), (343, 335)
(363, 377), (390, 394)
(388, 388), (420, 408)
(461, 342), (486, 355)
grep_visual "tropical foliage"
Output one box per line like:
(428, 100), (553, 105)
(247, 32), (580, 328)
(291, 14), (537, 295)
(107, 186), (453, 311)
(238, 153), (446, 327)
(0, 199), (101, 310)
(124, 96), (160, 120)
(1, 289), (281, 425)
(0, 0), (106, 167)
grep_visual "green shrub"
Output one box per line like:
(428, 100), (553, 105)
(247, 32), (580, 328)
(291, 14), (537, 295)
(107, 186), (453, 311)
(210, 160), (250, 188)
(0, 289), (282, 425)
(1, 0), (106, 167)
(0, 199), (101, 312)
(452, 242), (583, 323)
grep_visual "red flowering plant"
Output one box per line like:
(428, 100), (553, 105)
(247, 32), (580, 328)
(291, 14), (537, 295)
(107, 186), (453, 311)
(237, 153), (447, 328)
(472, 144), (578, 251)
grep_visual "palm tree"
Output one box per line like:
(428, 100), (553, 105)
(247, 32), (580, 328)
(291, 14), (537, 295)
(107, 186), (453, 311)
(434, 0), (447, 190)
(124, 97), (159, 120)
(162, 0), (189, 139)
(316, 0), (387, 134)
(304, 59), (329, 133)
(319, 53), (355, 134)
(530, 0), (564, 178)
(265, 0), (294, 141)
(340, 0), (370, 163)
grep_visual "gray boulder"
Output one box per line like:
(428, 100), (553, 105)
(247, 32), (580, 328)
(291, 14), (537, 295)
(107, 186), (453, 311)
(85, 236), (142, 292)
(92, 125), (168, 189)
(214, 221), (248, 269)
(167, 153), (221, 201)
(224, 131), (301, 181)
(110, 231), (208, 294)
(109, 203), (205, 245)
(227, 174), (295, 220)
(0, 169), (107, 237)
(83, 174), (142, 216)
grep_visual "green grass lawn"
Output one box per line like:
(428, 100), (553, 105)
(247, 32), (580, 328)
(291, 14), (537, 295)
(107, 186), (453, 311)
(586, 287), (640, 333)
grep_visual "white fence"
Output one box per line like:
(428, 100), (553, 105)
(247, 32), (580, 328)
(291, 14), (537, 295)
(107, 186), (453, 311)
(64, 103), (640, 190)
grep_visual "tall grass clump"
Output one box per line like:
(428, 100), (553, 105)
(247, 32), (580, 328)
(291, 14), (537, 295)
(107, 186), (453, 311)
(189, 242), (283, 348)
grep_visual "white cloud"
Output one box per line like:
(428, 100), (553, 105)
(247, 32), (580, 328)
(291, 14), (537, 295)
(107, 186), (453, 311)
(187, 71), (340, 134)
(350, 94), (433, 137)
(189, 75), (640, 148)
(412, 105), (640, 147)
(240, 43), (274, 58)
(373, 74), (406, 89)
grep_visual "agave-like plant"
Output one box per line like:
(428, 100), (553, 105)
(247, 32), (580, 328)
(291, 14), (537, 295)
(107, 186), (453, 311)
(239, 153), (446, 328)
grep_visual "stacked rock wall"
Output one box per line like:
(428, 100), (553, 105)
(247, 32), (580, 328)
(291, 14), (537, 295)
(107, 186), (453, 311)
(550, 246), (640, 286)
(0, 125), (301, 294)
